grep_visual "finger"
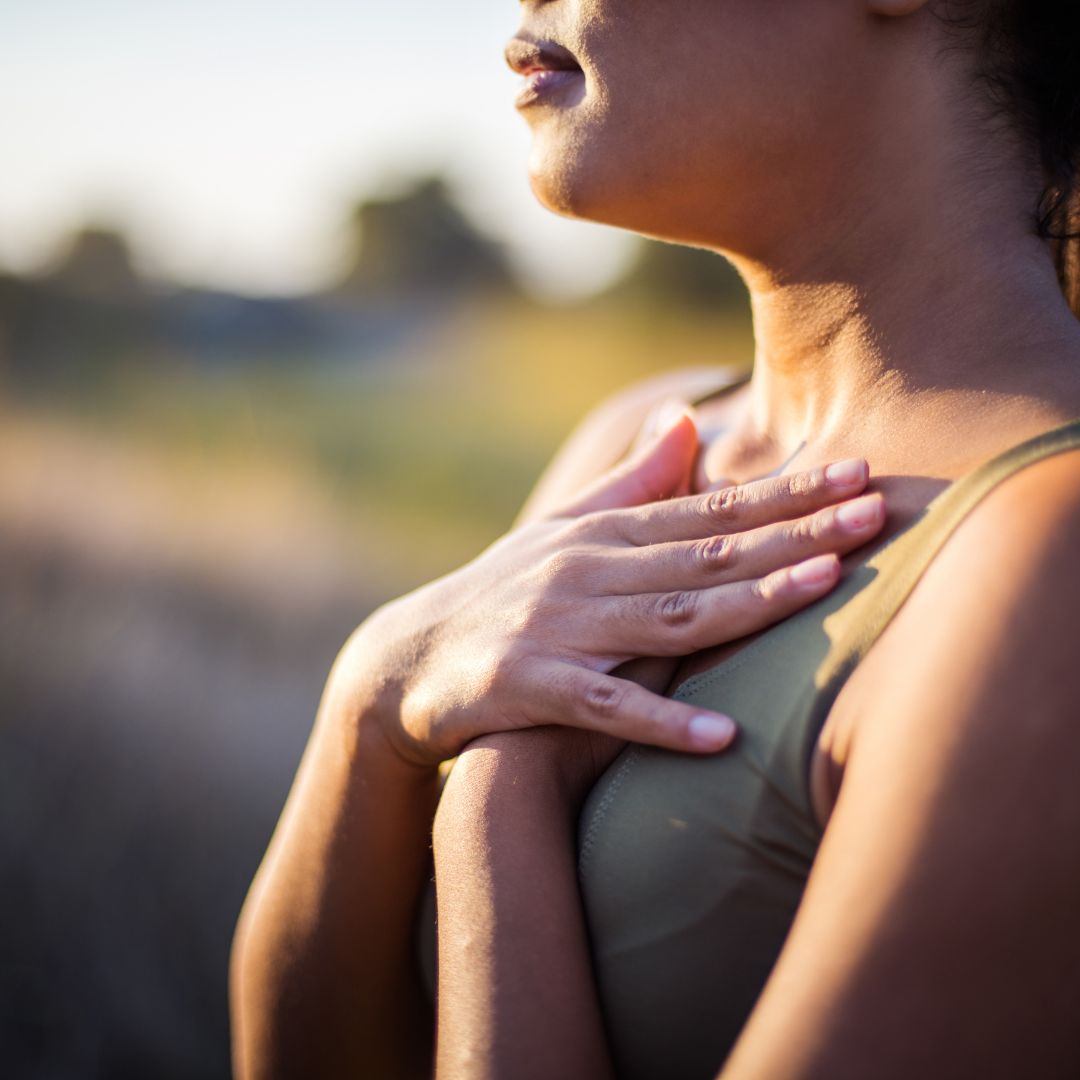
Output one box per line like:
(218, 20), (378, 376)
(633, 397), (695, 451)
(557, 404), (699, 517)
(594, 491), (885, 594)
(599, 458), (871, 545)
(530, 660), (739, 754)
(603, 553), (844, 657)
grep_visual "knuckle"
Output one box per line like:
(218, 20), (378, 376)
(539, 548), (574, 581)
(485, 645), (523, 696)
(565, 510), (605, 540)
(702, 484), (740, 526)
(538, 545), (590, 586)
(783, 470), (816, 499)
(789, 514), (819, 545)
(655, 589), (699, 628)
(582, 678), (626, 721)
(512, 595), (546, 636)
(571, 508), (633, 548)
(750, 574), (780, 605)
(690, 534), (733, 572)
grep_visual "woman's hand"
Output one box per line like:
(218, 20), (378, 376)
(339, 410), (885, 768)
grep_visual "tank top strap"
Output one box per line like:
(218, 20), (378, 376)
(815, 417), (1080, 698)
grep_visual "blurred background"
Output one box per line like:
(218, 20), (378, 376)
(0, 2), (752, 1076)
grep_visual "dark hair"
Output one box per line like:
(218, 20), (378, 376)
(944, 1), (1080, 315)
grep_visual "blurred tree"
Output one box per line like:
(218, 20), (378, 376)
(0, 271), (21, 386)
(609, 238), (749, 312)
(0, 270), (26, 334)
(4, 226), (149, 387)
(39, 226), (143, 303)
(334, 177), (517, 300)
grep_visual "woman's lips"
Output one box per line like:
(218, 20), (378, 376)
(514, 67), (584, 108)
(505, 37), (584, 108)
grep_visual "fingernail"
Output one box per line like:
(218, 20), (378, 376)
(789, 554), (839, 587)
(835, 494), (883, 532)
(824, 458), (867, 487)
(688, 714), (737, 749)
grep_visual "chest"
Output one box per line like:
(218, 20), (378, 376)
(577, 575), (848, 1079)
(672, 445), (948, 824)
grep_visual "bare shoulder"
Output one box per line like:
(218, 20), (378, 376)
(516, 365), (741, 524)
(823, 444), (1080, 811)
(725, 446), (1080, 1078)
(868, 443), (1080, 688)
(868, 442), (1080, 738)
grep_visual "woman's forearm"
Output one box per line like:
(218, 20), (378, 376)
(432, 736), (614, 1080)
(228, 432), (879, 1078)
(230, 639), (439, 1080)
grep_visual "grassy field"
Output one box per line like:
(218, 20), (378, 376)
(4, 296), (753, 590)
(0, 294), (753, 1078)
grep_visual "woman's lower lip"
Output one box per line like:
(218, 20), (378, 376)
(514, 68), (584, 109)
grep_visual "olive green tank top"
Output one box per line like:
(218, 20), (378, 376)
(577, 409), (1080, 1080)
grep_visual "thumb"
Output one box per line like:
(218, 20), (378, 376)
(558, 401), (700, 517)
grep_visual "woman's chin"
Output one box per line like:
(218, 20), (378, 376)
(525, 138), (766, 255)
(524, 137), (582, 214)
(526, 157), (687, 247)
(527, 166), (580, 221)
(526, 144), (631, 228)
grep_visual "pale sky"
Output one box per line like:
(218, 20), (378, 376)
(0, 0), (634, 298)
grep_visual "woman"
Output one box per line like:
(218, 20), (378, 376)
(231, 1), (1080, 1077)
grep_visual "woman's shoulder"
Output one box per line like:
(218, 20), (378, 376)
(938, 438), (1080, 635)
(888, 435), (1080, 647)
(516, 365), (744, 523)
(730, 444), (1080, 1079)
(830, 440), (1080, 791)
(818, 431), (1080, 810)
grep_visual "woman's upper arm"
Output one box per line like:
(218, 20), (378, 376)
(721, 451), (1080, 1080)
(515, 366), (736, 525)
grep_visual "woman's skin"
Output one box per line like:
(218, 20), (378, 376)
(432, 0), (1080, 1078)
(229, 412), (886, 1077)
(233, 1), (1080, 1078)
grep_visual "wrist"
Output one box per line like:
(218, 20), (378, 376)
(323, 602), (440, 769)
(434, 733), (580, 847)
(464, 728), (620, 809)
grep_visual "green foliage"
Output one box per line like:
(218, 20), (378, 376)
(335, 177), (517, 299)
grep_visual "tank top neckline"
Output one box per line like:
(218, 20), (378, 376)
(672, 410), (1080, 706)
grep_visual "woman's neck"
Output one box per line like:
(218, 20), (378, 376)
(725, 203), (1080, 473)
(693, 39), (1080, 474)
